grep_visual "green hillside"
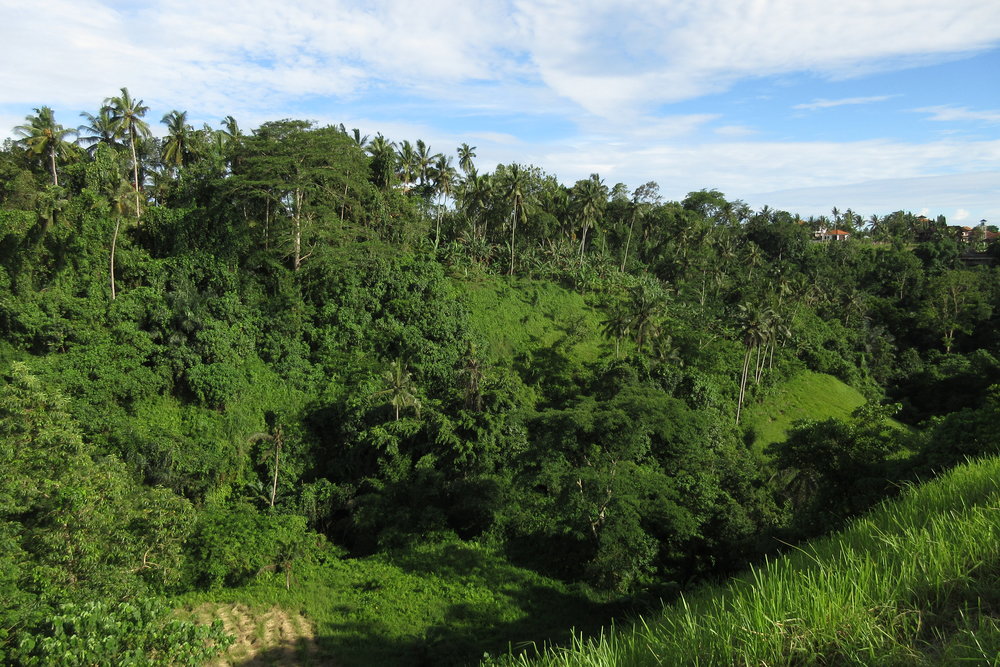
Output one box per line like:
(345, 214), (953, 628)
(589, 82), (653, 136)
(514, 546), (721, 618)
(744, 371), (868, 452)
(178, 539), (617, 666)
(462, 277), (606, 365)
(504, 455), (1000, 666)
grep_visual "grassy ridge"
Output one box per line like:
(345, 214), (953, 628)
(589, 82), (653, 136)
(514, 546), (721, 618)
(502, 456), (1000, 666)
(462, 277), (605, 365)
(743, 370), (868, 452)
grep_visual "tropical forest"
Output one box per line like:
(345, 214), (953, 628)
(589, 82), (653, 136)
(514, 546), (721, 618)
(2, 90), (1000, 665)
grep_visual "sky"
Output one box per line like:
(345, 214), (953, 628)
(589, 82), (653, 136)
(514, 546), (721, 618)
(2, 0), (999, 223)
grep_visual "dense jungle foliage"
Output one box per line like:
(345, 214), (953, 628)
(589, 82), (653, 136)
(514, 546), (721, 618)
(2, 91), (1000, 664)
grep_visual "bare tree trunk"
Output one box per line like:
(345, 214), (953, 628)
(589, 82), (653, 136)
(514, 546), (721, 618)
(621, 211), (635, 271)
(110, 216), (122, 300)
(509, 207), (517, 275)
(269, 431), (282, 508)
(130, 134), (141, 221)
(49, 147), (59, 187)
(293, 188), (302, 271)
(736, 345), (752, 424)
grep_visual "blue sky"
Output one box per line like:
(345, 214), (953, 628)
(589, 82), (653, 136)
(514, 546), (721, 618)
(2, 0), (999, 223)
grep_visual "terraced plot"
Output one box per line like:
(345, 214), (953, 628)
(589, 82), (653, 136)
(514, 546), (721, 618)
(191, 603), (321, 666)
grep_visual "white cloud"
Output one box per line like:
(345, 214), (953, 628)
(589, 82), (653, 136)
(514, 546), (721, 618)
(714, 125), (757, 137)
(467, 131), (523, 146)
(4, 0), (1000, 125)
(793, 96), (894, 110)
(914, 106), (1000, 124)
(517, 0), (1000, 117)
(744, 172), (1000, 222)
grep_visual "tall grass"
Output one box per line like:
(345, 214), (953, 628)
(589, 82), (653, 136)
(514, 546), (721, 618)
(502, 456), (1000, 666)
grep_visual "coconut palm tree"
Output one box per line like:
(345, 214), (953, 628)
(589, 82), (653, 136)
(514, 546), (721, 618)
(415, 139), (439, 187)
(627, 278), (666, 353)
(397, 140), (417, 191)
(457, 143), (477, 175)
(502, 164), (530, 275)
(735, 303), (775, 424)
(350, 128), (369, 148)
(367, 133), (396, 190)
(105, 87), (151, 218)
(249, 424), (284, 507)
(459, 169), (492, 243)
(13, 106), (77, 186)
(571, 173), (608, 265)
(432, 154), (458, 247)
(376, 359), (421, 421)
(108, 173), (136, 300)
(161, 110), (197, 171)
(601, 302), (631, 358)
(622, 181), (660, 271)
(77, 107), (121, 156)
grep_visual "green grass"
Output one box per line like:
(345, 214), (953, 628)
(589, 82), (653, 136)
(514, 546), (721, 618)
(744, 371), (868, 452)
(461, 276), (606, 366)
(501, 455), (1000, 666)
(176, 538), (619, 666)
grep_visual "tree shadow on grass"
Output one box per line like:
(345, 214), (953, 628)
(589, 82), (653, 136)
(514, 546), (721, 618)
(237, 541), (633, 667)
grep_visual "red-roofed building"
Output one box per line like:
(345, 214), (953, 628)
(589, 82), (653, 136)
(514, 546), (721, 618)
(814, 228), (851, 241)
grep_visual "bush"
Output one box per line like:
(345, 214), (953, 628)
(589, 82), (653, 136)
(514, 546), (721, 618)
(15, 598), (233, 666)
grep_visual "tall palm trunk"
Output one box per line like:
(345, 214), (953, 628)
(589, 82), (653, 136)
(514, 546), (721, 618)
(49, 146), (59, 186)
(736, 345), (753, 424)
(129, 133), (141, 220)
(269, 433), (282, 507)
(110, 216), (122, 300)
(621, 211), (636, 272)
(292, 188), (303, 271)
(509, 206), (517, 275)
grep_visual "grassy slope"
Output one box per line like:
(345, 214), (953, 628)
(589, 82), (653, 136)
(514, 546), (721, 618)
(461, 276), (606, 366)
(178, 540), (617, 666)
(504, 456), (1000, 666)
(743, 370), (867, 453)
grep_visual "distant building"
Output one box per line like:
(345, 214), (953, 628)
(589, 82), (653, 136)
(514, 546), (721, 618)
(949, 223), (998, 244)
(814, 227), (850, 241)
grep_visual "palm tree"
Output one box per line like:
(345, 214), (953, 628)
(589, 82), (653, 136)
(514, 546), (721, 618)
(735, 303), (776, 424)
(249, 424), (284, 508)
(745, 242), (764, 281)
(161, 110), (197, 171)
(415, 139), (439, 187)
(432, 155), (458, 248)
(376, 359), (421, 421)
(350, 128), (369, 148)
(627, 278), (666, 353)
(220, 115), (241, 141)
(397, 140), (417, 190)
(219, 115), (241, 150)
(367, 133), (397, 190)
(457, 143), (477, 175)
(13, 106), (77, 186)
(77, 107), (121, 156)
(622, 181), (660, 271)
(601, 302), (631, 358)
(108, 173), (136, 300)
(502, 165), (529, 275)
(571, 173), (608, 265)
(459, 169), (492, 243)
(105, 87), (151, 218)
